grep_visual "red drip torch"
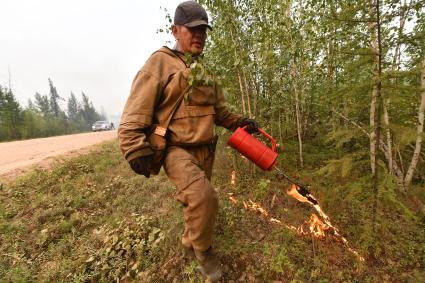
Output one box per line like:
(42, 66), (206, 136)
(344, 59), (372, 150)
(227, 126), (318, 205)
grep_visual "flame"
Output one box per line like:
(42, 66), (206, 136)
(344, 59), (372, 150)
(287, 184), (310, 203)
(231, 170), (236, 186)
(228, 195), (297, 231)
(229, 195), (238, 204)
(246, 199), (269, 217)
(287, 185), (365, 262)
(226, 185), (365, 262)
(269, 217), (282, 224)
(298, 213), (329, 238)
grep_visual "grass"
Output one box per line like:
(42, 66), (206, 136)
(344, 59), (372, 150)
(0, 139), (424, 282)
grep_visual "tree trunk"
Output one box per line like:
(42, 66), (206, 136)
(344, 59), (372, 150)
(252, 73), (261, 118)
(382, 101), (393, 173)
(381, 0), (413, 175)
(252, 76), (259, 119)
(229, 26), (250, 117)
(369, 0), (383, 175)
(278, 112), (283, 145)
(369, 68), (379, 176)
(404, 58), (425, 187)
(289, 51), (304, 167)
(237, 72), (247, 114)
(242, 72), (253, 118)
(369, 0), (383, 232)
(295, 88), (304, 167)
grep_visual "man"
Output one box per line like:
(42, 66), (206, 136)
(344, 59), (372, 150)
(118, 1), (258, 281)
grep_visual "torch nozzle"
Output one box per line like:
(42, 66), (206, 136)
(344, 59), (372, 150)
(274, 166), (318, 205)
(300, 190), (318, 205)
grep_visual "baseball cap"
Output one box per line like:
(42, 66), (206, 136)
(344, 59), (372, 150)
(174, 1), (212, 30)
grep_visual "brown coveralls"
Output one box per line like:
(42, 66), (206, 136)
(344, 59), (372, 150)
(118, 47), (241, 251)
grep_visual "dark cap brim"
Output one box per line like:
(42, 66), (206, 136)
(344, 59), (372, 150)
(184, 20), (212, 30)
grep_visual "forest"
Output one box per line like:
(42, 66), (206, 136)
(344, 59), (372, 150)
(0, 79), (105, 141)
(196, 0), (425, 190)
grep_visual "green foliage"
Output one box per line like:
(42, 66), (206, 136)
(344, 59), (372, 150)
(34, 92), (50, 116)
(197, 0), (425, 189)
(0, 80), (105, 142)
(0, 86), (23, 140)
(79, 215), (165, 282)
(253, 178), (271, 199)
(390, 123), (422, 147)
(48, 78), (62, 118)
(315, 152), (367, 179)
(379, 173), (417, 221)
(67, 92), (79, 121)
(264, 242), (294, 274)
(184, 54), (217, 101)
(1, 265), (33, 283)
(325, 129), (366, 151)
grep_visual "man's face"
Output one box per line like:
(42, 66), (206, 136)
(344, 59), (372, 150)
(173, 25), (208, 55)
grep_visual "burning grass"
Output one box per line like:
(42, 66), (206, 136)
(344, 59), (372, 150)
(287, 184), (365, 262)
(227, 183), (366, 263)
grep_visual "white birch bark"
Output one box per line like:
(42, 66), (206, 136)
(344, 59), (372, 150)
(369, 24), (379, 176)
(291, 62), (304, 167)
(383, 0), (413, 174)
(382, 101), (393, 173)
(242, 72), (253, 118)
(237, 72), (247, 114)
(404, 58), (425, 187)
(295, 85), (304, 167)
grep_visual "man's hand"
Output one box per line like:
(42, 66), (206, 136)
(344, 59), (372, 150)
(129, 155), (153, 178)
(237, 118), (259, 134)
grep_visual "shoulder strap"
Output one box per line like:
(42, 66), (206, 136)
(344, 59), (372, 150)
(153, 86), (189, 137)
(162, 86), (188, 127)
(150, 47), (190, 136)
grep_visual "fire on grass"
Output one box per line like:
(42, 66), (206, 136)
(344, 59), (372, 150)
(227, 173), (365, 262)
(287, 184), (365, 262)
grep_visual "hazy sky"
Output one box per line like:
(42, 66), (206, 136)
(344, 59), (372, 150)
(0, 0), (184, 117)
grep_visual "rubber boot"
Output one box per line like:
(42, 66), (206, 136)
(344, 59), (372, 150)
(194, 247), (222, 282)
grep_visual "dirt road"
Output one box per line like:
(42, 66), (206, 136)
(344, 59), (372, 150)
(0, 131), (117, 178)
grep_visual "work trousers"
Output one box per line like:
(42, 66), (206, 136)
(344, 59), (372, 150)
(164, 145), (218, 252)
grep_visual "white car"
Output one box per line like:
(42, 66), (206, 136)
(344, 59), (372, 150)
(92, 121), (111, 132)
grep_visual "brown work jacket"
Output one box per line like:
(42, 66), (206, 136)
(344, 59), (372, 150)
(118, 46), (242, 162)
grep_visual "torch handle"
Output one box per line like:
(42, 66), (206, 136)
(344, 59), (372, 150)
(276, 169), (308, 190)
(241, 126), (277, 152)
(257, 128), (277, 152)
